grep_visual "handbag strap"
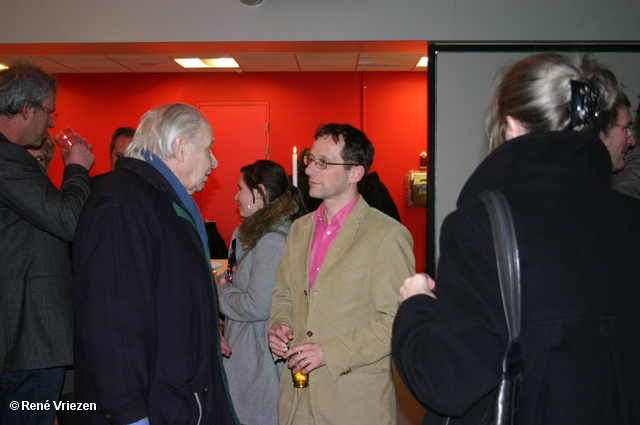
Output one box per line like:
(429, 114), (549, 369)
(479, 190), (521, 341)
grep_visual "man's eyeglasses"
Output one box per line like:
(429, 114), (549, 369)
(612, 123), (634, 139)
(303, 154), (360, 170)
(39, 104), (58, 121)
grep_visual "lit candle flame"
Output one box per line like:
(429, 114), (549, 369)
(292, 147), (298, 187)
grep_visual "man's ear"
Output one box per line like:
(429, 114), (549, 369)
(21, 104), (31, 120)
(172, 135), (188, 162)
(349, 165), (366, 185)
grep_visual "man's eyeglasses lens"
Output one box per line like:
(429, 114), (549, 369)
(304, 155), (327, 170)
(613, 124), (634, 138)
(39, 104), (58, 121)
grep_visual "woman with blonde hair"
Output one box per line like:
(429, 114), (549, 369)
(393, 53), (640, 425)
(27, 133), (56, 170)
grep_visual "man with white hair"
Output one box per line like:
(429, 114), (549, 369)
(72, 103), (239, 425)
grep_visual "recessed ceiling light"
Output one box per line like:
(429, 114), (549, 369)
(416, 57), (428, 67)
(175, 58), (208, 68)
(202, 58), (239, 68)
(174, 58), (239, 69)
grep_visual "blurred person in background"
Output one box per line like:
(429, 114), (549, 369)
(91, 126), (135, 187)
(26, 133), (56, 171)
(612, 97), (640, 199)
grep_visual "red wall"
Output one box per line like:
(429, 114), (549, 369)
(48, 71), (427, 271)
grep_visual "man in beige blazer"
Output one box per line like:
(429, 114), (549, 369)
(269, 123), (415, 425)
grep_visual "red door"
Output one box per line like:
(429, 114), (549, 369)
(195, 102), (269, 250)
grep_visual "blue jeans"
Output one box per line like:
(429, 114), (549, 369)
(0, 367), (65, 425)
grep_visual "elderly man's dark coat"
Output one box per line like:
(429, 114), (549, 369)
(73, 157), (238, 425)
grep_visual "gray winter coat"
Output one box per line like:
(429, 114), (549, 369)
(218, 193), (298, 425)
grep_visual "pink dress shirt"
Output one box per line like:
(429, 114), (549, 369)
(308, 195), (360, 290)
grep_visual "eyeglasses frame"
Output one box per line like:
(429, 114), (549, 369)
(38, 104), (58, 121)
(612, 123), (634, 139)
(303, 154), (360, 170)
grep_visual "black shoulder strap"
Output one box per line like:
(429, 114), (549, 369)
(479, 190), (521, 341)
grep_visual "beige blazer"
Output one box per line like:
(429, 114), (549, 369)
(270, 197), (415, 425)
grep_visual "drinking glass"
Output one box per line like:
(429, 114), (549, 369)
(291, 369), (309, 388)
(53, 127), (76, 150)
(290, 352), (309, 388)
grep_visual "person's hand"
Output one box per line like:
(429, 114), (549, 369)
(268, 324), (293, 357)
(215, 273), (226, 287)
(61, 135), (95, 171)
(399, 273), (436, 304)
(284, 343), (326, 374)
(220, 331), (232, 358)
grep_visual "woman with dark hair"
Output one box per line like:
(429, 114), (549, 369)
(392, 53), (640, 424)
(218, 159), (307, 425)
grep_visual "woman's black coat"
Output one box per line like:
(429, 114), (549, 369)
(393, 132), (640, 425)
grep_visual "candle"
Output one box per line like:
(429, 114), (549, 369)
(292, 147), (298, 187)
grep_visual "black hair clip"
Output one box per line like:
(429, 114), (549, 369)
(570, 80), (602, 128)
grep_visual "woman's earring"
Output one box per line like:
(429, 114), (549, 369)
(248, 204), (251, 210)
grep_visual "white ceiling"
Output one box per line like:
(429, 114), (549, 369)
(0, 51), (427, 73)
